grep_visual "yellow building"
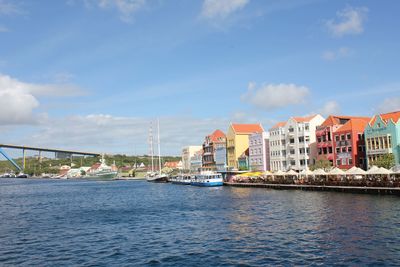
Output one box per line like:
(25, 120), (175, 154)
(226, 123), (264, 170)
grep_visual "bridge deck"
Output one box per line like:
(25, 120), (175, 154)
(0, 144), (100, 156)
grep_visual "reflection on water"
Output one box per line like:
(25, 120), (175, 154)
(0, 179), (399, 266)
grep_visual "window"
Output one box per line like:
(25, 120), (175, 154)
(317, 137), (322, 143)
(290, 149), (295, 155)
(336, 159), (341, 166)
(335, 135), (340, 142)
(342, 147), (346, 153)
(346, 133), (351, 140)
(348, 158), (353, 165)
(341, 134), (345, 141)
(342, 158), (346, 165)
(328, 147), (333, 153)
(305, 124), (309, 131)
(289, 127), (294, 132)
(318, 148), (322, 155)
(290, 138), (295, 144)
(290, 160), (296, 166)
(299, 137), (304, 142)
(348, 146), (352, 152)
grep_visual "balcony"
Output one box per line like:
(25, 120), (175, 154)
(366, 148), (392, 155)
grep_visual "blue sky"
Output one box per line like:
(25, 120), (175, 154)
(0, 0), (399, 156)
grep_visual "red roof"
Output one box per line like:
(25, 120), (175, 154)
(369, 111), (400, 126)
(231, 123), (264, 133)
(270, 121), (286, 129)
(208, 129), (226, 142)
(336, 118), (371, 133)
(164, 161), (180, 168)
(321, 115), (370, 127)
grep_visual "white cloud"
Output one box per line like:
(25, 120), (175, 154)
(83, 0), (146, 22)
(241, 82), (310, 111)
(322, 47), (351, 61)
(0, 73), (85, 125)
(377, 97), (400, 114)
(0, 25), (8, 32)
(318, 101), (340, 116)
(326, 6), (368, 37)
(0, 0), (23, 15)
(19, 114), (231, 155)
(201, 0), (249, 19)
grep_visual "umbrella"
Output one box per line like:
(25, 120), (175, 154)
(378, 167), (393, 175)
(328, 167), (345, 175)
(285, 169), (298, 176)
(346, 166), (366, 175)
(263, 170), (273, 176)
(300, 169), (314, 176)
(366, 166), (380, 174)
(273, 170), (286, 176)
(313, 168), (327, 175)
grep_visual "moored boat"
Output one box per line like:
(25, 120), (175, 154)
(83, 155), (118, 180)
(169, 174), (192, 185)
(191, 172), (223, 187)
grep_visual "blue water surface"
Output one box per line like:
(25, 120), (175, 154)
(0, 179), (399, 266)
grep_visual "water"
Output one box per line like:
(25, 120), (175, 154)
(0, 179), (400, 266)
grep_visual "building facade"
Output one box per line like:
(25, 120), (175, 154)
(202, 130), (226, 170)
(215, 144), (227, 172)
(181, 146), (202, 170)
(269, 122), (287, 171)
(249, 131), (270, 171)
(226, 123), (264, 170)
(332, 118), (370, 170)
(269, 115), (325, 172)
(190, 150), (203, 172)
(364, 111), (400, 168)
(316, 116), (370, 168)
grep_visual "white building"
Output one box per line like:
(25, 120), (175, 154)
(181, 146), (202, 170)
(249, 132), (270, 171)
(269, 115), (325, 172)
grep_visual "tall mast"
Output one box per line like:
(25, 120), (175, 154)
(149, 122), (154, 173)
(157, 118), (162, 174)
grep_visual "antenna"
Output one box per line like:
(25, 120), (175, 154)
(157, 118), (162, 174)
(148, 122), (154, 173)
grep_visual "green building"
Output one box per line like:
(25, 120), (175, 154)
(364, 111), (400, 168)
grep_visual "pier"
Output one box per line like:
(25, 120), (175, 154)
(224, 182), (400, 196)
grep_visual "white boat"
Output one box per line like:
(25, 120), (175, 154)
(83, 155), (118, 180)
(169, 174), (192, 185)
(146, 119), (168, 183)
(191, 172), (223, 187)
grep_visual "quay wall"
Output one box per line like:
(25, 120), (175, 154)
(224, 182), (400, 196)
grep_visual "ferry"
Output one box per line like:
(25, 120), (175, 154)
(169, 174), (192, 185)
(191, 172), (223, 187)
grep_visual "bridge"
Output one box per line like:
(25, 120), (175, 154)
(0, 144), (101, 171)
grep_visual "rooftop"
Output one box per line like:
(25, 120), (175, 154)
(336, 118), (371, 133)
(231, 123), (264, 133)
(369, 111), (400, 126)
(321, 115), (370, 127)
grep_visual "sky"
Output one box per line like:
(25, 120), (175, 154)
(0, 0), (399, 156)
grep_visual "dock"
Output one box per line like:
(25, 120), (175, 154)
(224, 182), (400, 196)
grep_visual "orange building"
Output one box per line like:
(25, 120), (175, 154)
(316, 115), (369, 167)
(332, 118), (371, 170)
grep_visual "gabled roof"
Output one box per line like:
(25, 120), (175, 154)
(335, 118), (371, 133)
(231, 123), (264, 133)
(369, 111), (400, 126)
(321, 115), (370, 127)
(270, 121), (286, 129)
(292, 115), (318, 123)
(208, 129), (225, 142)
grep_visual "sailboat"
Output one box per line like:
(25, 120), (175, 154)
(146, 119), (168, 183)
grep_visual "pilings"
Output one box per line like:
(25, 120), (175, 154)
(224, 182), (400, 196)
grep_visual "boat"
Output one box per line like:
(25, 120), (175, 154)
(83, 155), (118, 180)
(146, 119), (168, 183)
(16, 173), (28, 178)
(191, 172), (223, 187)
(169, 174), (192, 185)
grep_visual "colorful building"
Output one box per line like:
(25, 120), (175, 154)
(238, 148), (250, 170)
(268, 115), (325, 171)
(249, 131), (270, 171)
(190, 149), (203, 172)
(332, 118), (370, 170)
(202, 129), (226, 170)
(215, 144), (227, 172)
(226, 123), (264, 170)
(269, 122), (286, 171)
(316, 115), (370, 167)
(181, 146), (202, 170)
(364, 111), (400, 168)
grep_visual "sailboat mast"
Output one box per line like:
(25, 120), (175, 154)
(149, 122), (154, 173)
(157, 118), (162, 174)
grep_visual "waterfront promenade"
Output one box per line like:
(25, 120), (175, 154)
(224, 182), (400, 195)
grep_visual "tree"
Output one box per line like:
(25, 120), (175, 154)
(310, 158), (332, 171)
(373, 154), (395, 169)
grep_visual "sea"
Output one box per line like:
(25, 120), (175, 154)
(0, 178), (399, 266)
